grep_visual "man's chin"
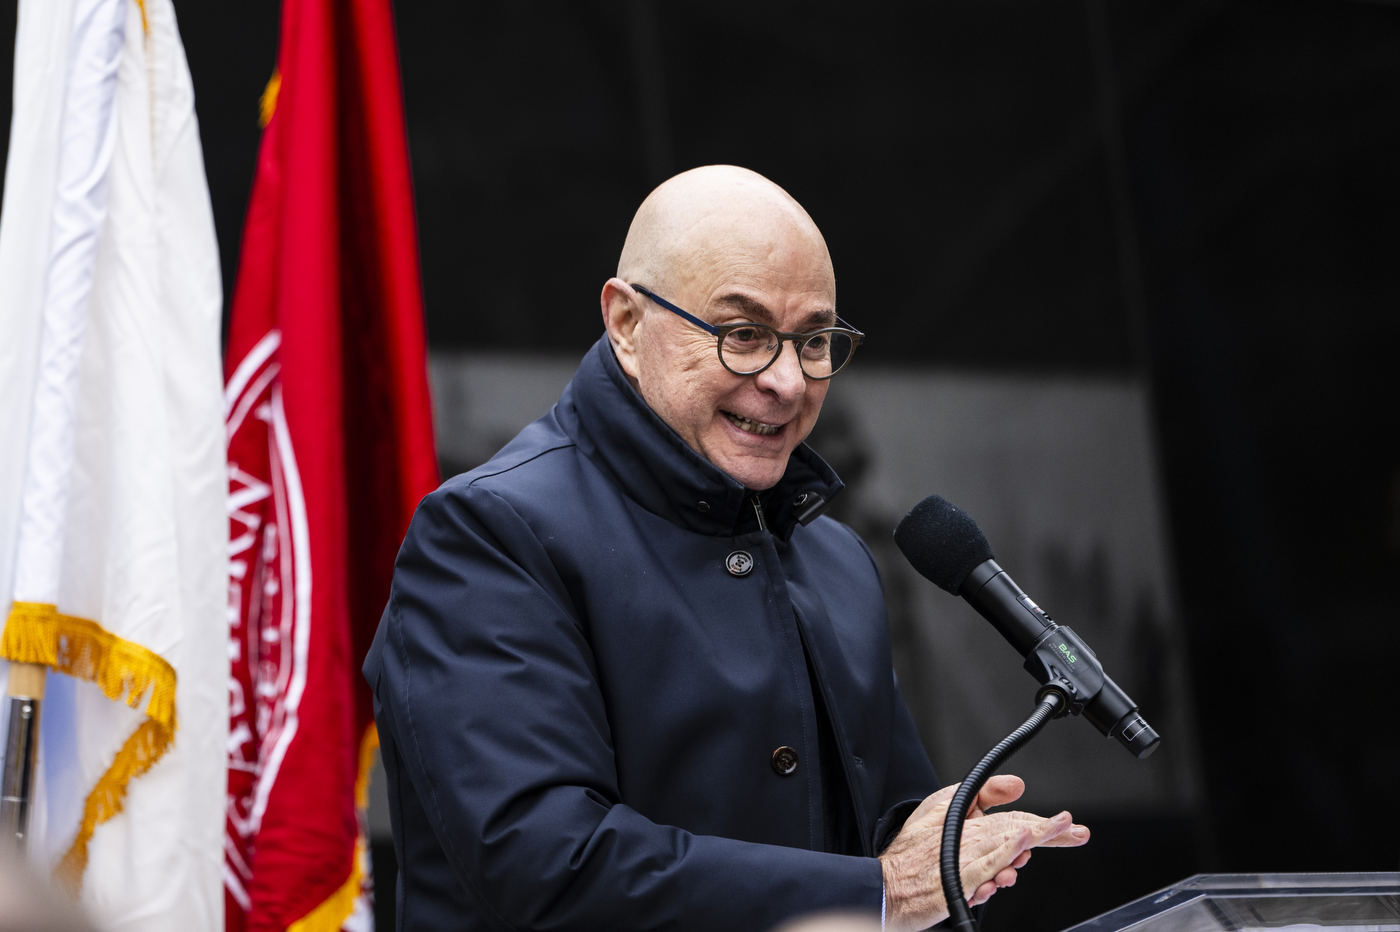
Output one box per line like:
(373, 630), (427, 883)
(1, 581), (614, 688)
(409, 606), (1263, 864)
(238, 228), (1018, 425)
(713, 451), (789, 492)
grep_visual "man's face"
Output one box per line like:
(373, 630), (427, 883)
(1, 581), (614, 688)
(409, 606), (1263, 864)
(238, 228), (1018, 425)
(615, 231), (835, 491)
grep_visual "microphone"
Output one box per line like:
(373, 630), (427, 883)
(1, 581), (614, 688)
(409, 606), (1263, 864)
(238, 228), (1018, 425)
(894, 495), (1160, 759)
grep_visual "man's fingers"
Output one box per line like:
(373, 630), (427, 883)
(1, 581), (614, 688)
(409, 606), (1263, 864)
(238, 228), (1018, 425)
(969, 879), (999, 907)
(912, 773), (1031, 827)
(960, 825), (1033, 886)
(964, 810), (1073, 848)
(1022, 812), (1087, 847)
(897, 793), (1084, 918)
(1037, 821), (1091, 847)
(974, 774), (1026, 811)
(941, 810), (1075, 917)
(959, 813), (1069, 879)
(1030, 812), (1076, 846)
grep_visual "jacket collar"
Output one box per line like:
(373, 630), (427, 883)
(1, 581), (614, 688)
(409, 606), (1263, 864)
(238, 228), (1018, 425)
(556, 336), (844, 541)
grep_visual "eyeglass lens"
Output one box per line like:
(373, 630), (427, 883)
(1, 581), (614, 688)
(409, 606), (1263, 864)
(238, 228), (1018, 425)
(720, 326), (856, 378)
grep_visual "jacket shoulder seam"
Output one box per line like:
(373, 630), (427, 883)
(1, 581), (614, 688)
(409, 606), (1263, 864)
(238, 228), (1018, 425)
(461, 441), (577, 487)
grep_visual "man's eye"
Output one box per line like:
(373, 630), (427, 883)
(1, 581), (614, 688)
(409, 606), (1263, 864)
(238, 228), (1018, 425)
(802, 334), (830, 356)
(728, 327), (766, 345)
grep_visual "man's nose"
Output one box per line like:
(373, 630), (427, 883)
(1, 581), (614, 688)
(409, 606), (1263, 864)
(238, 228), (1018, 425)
(754, 339), (806, 400)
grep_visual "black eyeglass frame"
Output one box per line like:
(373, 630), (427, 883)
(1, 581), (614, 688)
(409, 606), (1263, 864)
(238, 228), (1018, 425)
(630, 284), (865, 381)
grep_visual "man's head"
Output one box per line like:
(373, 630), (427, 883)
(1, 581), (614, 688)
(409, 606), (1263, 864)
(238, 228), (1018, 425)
(601, 165), (836, 491)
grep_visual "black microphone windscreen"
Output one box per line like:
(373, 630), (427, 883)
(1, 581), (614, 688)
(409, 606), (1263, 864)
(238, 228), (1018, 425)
(894, 495), (994, 595)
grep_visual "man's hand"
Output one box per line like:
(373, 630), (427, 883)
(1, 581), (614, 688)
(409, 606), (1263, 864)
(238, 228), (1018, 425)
(878, 775), (1089, 931)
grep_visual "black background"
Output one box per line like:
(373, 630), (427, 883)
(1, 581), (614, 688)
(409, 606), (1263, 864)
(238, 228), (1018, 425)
(4, 1), (1398, 929)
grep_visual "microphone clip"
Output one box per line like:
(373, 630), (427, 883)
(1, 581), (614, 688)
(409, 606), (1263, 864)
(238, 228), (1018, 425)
(1023, 625), (1104, 719)
(1023, 624), (1159, 758)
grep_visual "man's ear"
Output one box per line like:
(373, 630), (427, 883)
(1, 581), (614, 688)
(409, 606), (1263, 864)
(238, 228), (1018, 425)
(600, 277), (644, 382)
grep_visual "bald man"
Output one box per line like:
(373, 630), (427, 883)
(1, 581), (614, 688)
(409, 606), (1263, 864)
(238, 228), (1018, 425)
(364, 167), (1087, 932)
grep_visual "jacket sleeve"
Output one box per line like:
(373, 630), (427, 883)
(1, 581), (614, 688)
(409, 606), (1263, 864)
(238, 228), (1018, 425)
(874, 677), (940, 852)
(373, 481), (884, 931)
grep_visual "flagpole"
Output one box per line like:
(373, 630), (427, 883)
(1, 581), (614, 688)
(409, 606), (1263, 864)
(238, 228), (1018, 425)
(1, 662), (46, 851)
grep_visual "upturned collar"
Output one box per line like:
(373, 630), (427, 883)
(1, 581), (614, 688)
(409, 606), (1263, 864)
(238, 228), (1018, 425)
(556, 336), (843, 541)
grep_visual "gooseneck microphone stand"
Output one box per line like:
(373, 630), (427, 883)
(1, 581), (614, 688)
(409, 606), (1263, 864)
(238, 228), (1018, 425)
(940, 688), (1067, 932)
(893, 498), (1160, 932)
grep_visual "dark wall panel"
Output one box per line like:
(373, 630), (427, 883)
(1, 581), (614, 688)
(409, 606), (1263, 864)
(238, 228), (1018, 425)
(394, 1), (1138, 370)
(1132, 0), (1400, 870)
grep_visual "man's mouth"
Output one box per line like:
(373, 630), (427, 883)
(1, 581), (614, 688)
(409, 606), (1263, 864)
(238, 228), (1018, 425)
(723, 411), (783, 436)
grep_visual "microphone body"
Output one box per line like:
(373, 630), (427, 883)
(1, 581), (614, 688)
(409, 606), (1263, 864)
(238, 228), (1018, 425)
(962, 560), (1159, 758)
(894, 495), (1160, 759)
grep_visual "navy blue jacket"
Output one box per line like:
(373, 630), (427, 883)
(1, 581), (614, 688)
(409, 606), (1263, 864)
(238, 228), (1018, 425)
(364, 336), (939, 931)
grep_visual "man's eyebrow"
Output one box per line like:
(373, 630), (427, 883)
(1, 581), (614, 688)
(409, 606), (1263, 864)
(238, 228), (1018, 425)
(714, 294), (776, 323)
(714, 294), (838, 329)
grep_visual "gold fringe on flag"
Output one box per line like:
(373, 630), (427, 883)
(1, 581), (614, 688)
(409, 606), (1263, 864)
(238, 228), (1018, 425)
(286, 838), (365, 932)
(2, 602), (177, 728)
(283, 724), (379, 930)
(355, 722), (379, 812)
(259, 70), (281, 128)
(54, 717), (174, 891)
(1, 601), (178, 891)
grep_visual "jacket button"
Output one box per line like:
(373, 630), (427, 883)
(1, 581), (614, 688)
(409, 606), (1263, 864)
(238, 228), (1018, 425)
(771, 746), (799, 776)
(726, 551), (754, 576)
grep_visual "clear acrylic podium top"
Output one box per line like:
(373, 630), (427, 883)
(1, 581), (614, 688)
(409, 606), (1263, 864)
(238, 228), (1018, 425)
(1063, 873), (1400, 932)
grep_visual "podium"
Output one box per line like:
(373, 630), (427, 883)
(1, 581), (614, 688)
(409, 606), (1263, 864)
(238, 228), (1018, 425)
(1063, 873), (1400, 932)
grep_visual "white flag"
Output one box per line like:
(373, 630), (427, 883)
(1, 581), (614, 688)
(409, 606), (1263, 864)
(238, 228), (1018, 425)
(0, 0), (227, 927)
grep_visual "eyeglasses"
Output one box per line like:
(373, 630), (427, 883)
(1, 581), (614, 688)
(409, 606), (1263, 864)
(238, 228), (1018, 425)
(630, 284), (864, 381)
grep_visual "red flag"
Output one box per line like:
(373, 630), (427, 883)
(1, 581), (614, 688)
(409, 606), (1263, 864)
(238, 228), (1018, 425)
(222, 0), (437, 928)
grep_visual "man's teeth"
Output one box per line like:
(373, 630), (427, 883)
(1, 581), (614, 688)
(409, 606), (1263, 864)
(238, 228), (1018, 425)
(724, 411), (781, 436)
